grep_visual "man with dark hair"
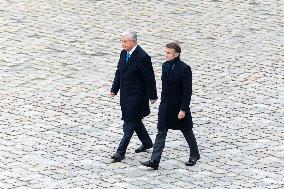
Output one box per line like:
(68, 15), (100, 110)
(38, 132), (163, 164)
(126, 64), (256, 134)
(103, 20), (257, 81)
(141, 42), (200, 170)
(110, 30), (158, 163)
(166, 42), (181, 55)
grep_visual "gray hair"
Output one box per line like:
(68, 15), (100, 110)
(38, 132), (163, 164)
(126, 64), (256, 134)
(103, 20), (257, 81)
(122, 30), (137, 42)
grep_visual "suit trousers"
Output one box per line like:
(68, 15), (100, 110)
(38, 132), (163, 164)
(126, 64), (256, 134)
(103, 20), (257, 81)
(116, 120), (153, 155)
(151, 127), (200, 163)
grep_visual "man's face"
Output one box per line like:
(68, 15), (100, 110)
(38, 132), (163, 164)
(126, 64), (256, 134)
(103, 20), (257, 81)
(121, 35), (136, 52)
(165, 47), (178, 61)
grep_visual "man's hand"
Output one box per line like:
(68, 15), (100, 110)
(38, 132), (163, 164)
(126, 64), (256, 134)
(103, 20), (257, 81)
(178, 111), (186, 119)
(109, 92), (116, 97)
(150, 99), (157, 104)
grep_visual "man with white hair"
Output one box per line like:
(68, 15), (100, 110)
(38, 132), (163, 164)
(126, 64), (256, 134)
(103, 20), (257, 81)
(110, 30), (158, 163)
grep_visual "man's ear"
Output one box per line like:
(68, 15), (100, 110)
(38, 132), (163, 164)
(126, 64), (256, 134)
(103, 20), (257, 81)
(175, 53), (179, 57)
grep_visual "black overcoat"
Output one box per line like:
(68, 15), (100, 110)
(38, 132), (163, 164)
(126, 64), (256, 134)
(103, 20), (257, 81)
(111, 45), (158, 121)
(158, 58), (193, 130)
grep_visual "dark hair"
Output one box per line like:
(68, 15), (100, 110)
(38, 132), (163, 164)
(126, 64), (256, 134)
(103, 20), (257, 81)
(166, 42), (181, 54)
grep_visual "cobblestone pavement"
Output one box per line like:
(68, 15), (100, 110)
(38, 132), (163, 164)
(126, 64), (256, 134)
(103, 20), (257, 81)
(0, 0), (283, 188)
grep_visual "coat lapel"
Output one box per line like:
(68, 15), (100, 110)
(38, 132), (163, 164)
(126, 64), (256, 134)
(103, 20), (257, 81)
(126, 45), (139, 65)
(121, 46), (139, 74)
(166, 59), (181, 83)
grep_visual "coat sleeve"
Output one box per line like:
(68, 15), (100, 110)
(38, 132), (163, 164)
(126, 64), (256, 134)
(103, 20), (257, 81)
(110, 61), (120, 94)
(180, 66), (192, 112)
(140, 55), (158, 100)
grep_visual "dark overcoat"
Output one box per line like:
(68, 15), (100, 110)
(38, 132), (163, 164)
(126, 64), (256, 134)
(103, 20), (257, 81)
(111, 45), (158, 121)
(158, 58), (193, 130)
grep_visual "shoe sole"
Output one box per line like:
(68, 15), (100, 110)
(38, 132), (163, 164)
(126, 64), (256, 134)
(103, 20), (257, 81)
(111, 159), (124, 163)
(135, 147), (153, 153)
(185, 163), (195, 166)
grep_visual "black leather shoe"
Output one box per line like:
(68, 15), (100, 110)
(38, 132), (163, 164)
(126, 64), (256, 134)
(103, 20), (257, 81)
(135, 144), (153, 153)
(185, 156), (200, 166)
(141, 160), (159, 170)
(111, 153), (125, 163)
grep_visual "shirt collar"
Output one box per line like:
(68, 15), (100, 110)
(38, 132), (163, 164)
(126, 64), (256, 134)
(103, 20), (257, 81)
(128, 45), (137, 56)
